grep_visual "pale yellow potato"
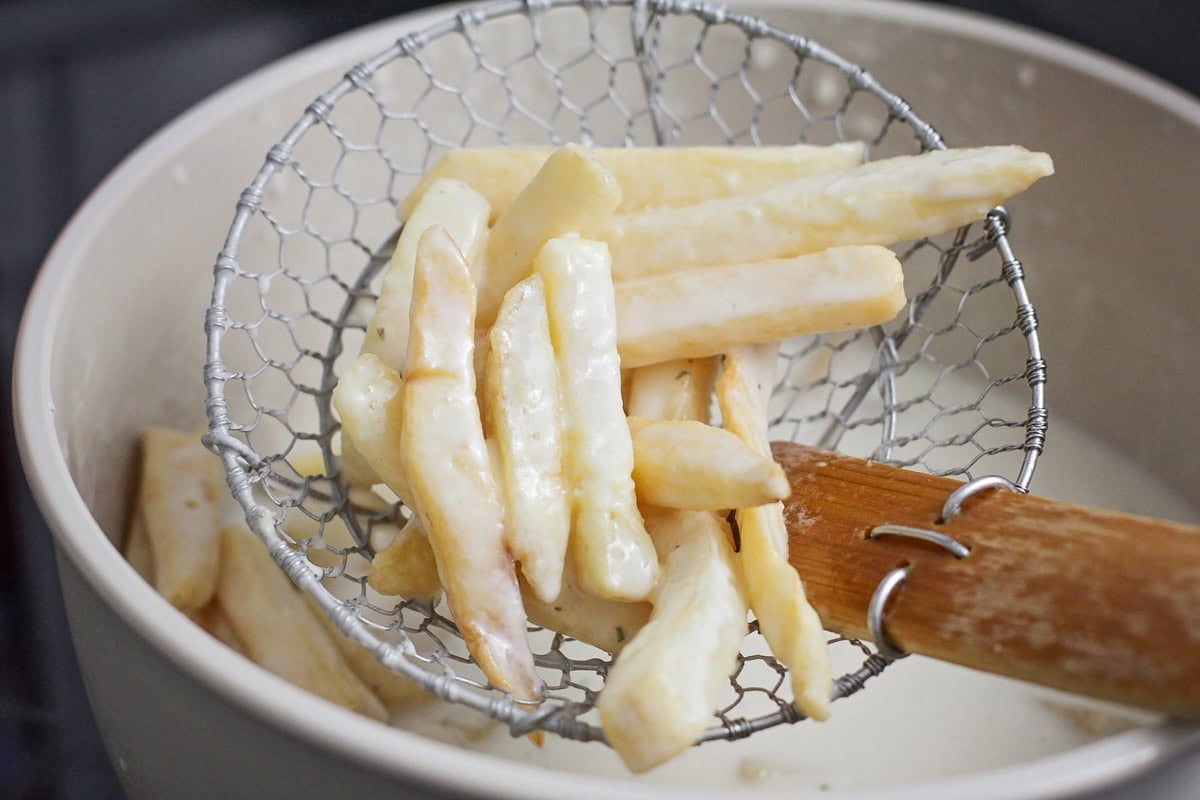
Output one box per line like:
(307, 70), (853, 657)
(401, 142), (866, 222)
(478, 145), (622, 327)
(598, 507), (748, 773)
(338, 437), (379, 489)
(216, 525), (388, 721)
(123, 508), (154, 583)
(191, 601), (247, 654)
(303, 596), (434, 713)
(401, 226), (541, 702)
(536, 236), (658, 602)
(136, 427), (222, 613)
(614, 245), (906, 368)
(485, 275), (571, 603)
(367, 515), (442, 600)
(717, 346), (831, 721)
(625, 357), (718, 424)
(599, 145), (1054, 281)
(628, 417), (788, 510)
(602, 353), (747, 770)
(521, 563), (652, 655)
(331, 353), (415, 507)
(363, 177), (490, 373)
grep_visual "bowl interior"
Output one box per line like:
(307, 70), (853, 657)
(15, 1), (1200, 798)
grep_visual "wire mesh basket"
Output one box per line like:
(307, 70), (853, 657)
(203, 0), (1046, 743)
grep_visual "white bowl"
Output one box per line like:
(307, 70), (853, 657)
(14, 1), (1200, 798)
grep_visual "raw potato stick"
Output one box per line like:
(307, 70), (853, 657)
(599, 145), (1054, 281)
(598, 508), (748, 772)
(363, 177), (491, 373)
(137, 427), (222, 612)
(346, 178), (490, 488)
(628, 417), (789, 510)
(123, 508), (154, 583)
(625, 357), (718, 424)
(485, 275), (571, 604)
(216, 525), (388, 721)
(613, 245), (906, 368)
(368, 515), (443, 601)
(401, 142), (866, 221)
(401, 225), (542, 702)
(478, 145), (622, 327)
(331, 353), (415, 507)
(302, 596), (434, 713)
(521, 563), (653, 654)
(536, 236), (658, 602)
(718, 345), (832, 721)
(601, 356), (748, 772)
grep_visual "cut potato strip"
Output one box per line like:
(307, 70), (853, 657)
(599, 145), (1054, 281)
(216, 525), (388, 721)
(478, 145), (622, 327)
(402, 226), (541, 702)
(628, 417), (789, 510)
(614, 245), (905, 368)
(337, 437), (379, 489)
(402, 142), (866, 221)
(537, 236), (658, 602)
(303, 596), (434, 713)
(598, 507), (748, 772)
(626, 357), (718, 424)
(363, 178), (490, 373)
(331, 353), (415, 507)
(123, 507), (154, 583)
(191, 601), (247, 654)
(137, 427), (222, 612)
(718, 346), (831, 721)
(603, 355), (749, 771)
(485, 275), (571, 604)
(522, 563), (652, 654)
(367, 515), (442, 601)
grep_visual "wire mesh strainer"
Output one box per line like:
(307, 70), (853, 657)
(203, 0), (1045, 745)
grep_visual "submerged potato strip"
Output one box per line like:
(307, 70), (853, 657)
(521, 563), (653, 655)
(401, 225), (541, 702)
(600, 353), (749, 772)
(402, 142), (866, 221)
(478, 145), (622, 327)
(137, 427), (222, 612)
(216, 525), (388, 721)
(599, 145), (1054, 281)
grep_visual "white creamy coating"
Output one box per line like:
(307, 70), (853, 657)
(392, 365), (1195, 793)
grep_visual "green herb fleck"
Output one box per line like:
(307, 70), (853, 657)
(675, 370), (691, 380)
(615, 626), (626, 643)
(553, 605), (563, 612)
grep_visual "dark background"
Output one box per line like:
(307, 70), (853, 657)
(1, 1), (1195, 797)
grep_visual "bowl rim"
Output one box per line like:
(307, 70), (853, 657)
(13, 1), (1200, 798)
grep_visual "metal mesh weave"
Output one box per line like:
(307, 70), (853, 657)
(203, 0), (1046, 744)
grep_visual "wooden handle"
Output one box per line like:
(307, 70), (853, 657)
(770, 441), (1200, 717)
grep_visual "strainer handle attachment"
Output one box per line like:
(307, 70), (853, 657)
(771, 441), (1200, 718)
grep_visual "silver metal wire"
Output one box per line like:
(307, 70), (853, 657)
(203, 0), (1047, 744)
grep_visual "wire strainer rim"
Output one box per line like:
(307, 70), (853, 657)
(202, 0), (1047, 745)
